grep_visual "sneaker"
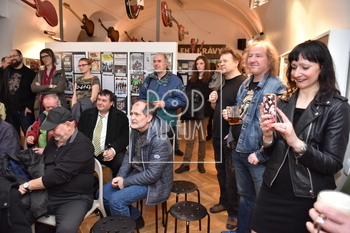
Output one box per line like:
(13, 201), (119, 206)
(175, 164), (190, 174)
(209, 204), (227, 213)
(175, 149), (184, 156)
(206, 135), (212, 141)
(135, 215), (145, 229)
(226, 217), (237, 230)
(197, 164), (206, 173)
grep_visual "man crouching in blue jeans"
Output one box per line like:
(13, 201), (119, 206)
(103, 99), (173, 229)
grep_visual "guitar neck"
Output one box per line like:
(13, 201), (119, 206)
(65, 6), (83, 22)
(170, 16), (179, 27)
(21, 0), (36, 9)
(124, 31), (132, 41)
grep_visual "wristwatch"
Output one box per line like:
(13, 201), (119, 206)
(23, 182), (31, 192)
(294, 141), (307, 156)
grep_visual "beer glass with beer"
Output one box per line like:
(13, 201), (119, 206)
(226, 106), (241, 125)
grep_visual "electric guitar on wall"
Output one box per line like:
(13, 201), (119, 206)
(124, 31), (138, 42)
(161, 1), (188, 41)
(125, 0), (144, 19)
(98, 18), (119, 42)
(21, 0), (58, 27)
(63, 2), (94, 37)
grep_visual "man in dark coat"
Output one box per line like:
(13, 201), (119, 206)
(78, 89), (129, 177)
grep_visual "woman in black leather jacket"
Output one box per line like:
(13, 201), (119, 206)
(251, 40), (350, 233)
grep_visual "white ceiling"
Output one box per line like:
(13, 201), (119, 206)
(62, 0), (263, 42)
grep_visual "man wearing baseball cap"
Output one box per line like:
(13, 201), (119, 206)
(18, 107), (95, 233)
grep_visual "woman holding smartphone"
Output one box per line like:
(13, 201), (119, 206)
(252, 40), (350, 233)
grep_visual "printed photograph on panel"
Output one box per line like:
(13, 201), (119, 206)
(62, 53), (73, 72)
(114, 53), (127, 76)
(130, 74), (144, 94)
(115, 76), (127, 97)
(130, 53), (144, 74)
(88, 52), (101, 72)
(101, 53), (113, 73)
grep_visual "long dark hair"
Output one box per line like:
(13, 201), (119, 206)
(283, 40), (340, 101)
(190, 55), (211, 83)
(40, 48), (56, 66)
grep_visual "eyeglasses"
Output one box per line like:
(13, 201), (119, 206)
(78, 64), (89, 68)
(9, 54), (19, 58)
(40, 55), (50, 59)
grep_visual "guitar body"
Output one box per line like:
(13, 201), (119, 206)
(98, 18), (119, 42)
(161, 1), (173, 27)
(125, 0), (144, 19)
(21, 0), (58, 27)
(81, 14), (94, 37)
(107, 28), (119, 42)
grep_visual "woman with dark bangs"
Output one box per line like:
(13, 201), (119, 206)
(251, 40), (350, 233)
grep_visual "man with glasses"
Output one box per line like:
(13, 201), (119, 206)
(0, 49), (36, 137)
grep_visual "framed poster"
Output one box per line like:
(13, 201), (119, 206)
(88, 52), (101, 72)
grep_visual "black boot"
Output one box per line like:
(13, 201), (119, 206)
(175, 164), (190, 174)
(198, 164), (206, 173)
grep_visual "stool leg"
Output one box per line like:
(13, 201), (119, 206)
(207, 213), (210, 233)
(185, 193), (187, 201)
(176, 193), (179, 203)
(155, 204), (158, 233)
(196, 188), (201, 203)
(174, 217), (178, 233)
(162, 202), (167, 227)
(164, 211), (169, 233)
(186, 221), (190, 233)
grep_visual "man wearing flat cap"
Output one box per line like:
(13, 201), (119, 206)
(18, 106), (95, 233)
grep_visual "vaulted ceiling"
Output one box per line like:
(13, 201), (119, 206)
(59, 0), (263, 42)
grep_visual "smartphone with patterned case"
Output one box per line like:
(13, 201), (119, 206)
(263, 93), (277, 118)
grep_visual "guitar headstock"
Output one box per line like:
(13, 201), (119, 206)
(63, 2), (70, 9)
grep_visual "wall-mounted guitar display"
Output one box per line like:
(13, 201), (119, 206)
(98, 18), (119, 42)
(63, 2), (94, 37)
(125, 0), (144, 19)
(125, 31), (138, 42)
(21, 0), (58, 27)
(161, 1), (188, 41)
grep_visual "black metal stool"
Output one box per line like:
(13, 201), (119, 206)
(136, 200), (167, 233)
(171, 180), (200, 203)
(90, 215), (139, 233)
(164, 201), (210, 233)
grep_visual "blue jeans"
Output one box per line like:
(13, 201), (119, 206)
(232, 150), (265, 233)
(103, 181), (148, 219)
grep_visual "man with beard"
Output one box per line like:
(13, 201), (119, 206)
(19, 106), (95, 233)
(0, 49), (36, 136)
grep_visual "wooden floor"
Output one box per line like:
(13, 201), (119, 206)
(79, 138), (230, 233)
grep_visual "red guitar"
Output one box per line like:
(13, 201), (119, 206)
(63, 2), (94, 37)
(161, 1), (188, 41)
(98, 18), (119, 42)
(125, 31), (138, 42)
(21, 0), (58, 27)
(125, 0), (144, 19)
